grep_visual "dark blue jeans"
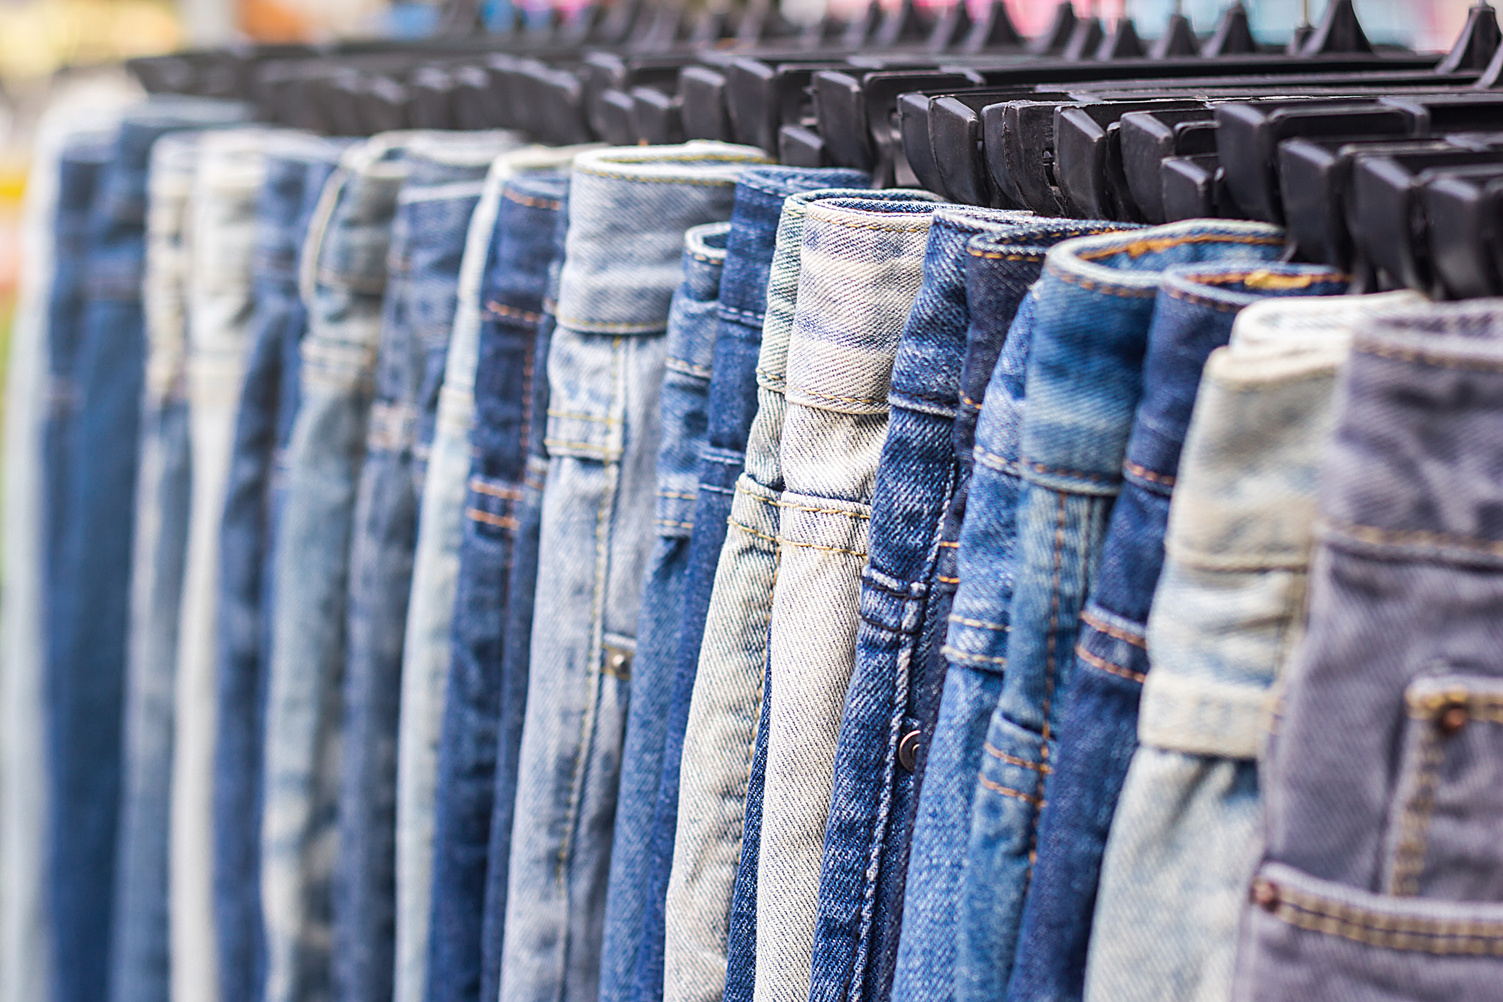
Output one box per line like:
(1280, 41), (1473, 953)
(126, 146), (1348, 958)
(213, 136), (343, 1002)
(427, 169), (566, 1002)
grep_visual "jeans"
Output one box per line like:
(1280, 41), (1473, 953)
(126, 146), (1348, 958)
(419, 161), (571, 1002)
(1006, 264), (1351, 1002)
(499, 141), (767, 1002)
(599, 221), (730, 1002)
(807, 205), (1033, 1002)
(631, 166), (871, 1002)
(336, 130), (516, 1002)
(1233, 301), (1503, 1002)
(954, 220), (1289, 1002)
(111, 131), (198, 1002)
(263, 134), (411, 1002)
(214, 132), (346, 1002)
(1082, 291), (1424, 1002)
(664, 186), (910, 1002)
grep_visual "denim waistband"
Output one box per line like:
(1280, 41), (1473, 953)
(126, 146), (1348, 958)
(253, 135), (349, 282)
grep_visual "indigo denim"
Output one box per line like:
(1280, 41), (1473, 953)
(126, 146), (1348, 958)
(599, 220), (730, 1002)
(1006, 264), (1350, 1002)
(335, 131), (516, 1002)
(112, 131), (198, 1002)
(955, 221), (1288, 1002)
(1082, 291), (1424, 1002)
(1233, 302), (1503, 1002)
(500, 142), (767, 1002)
(214, 132), (345, 1002)
(420, 162), (570, 1002)
(664, 187), (910, 1002)
(888, 219), (1131, 1002)
(263, 135), (412, 1002)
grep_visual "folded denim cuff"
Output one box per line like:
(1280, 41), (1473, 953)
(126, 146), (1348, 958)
(1137, 664), (1269, 759)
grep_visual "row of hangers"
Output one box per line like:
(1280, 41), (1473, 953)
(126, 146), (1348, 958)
(125, 0), (1503, 298)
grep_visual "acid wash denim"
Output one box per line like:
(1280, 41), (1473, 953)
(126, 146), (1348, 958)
(888, 219), (1133, 1002)
(1006, 263), (1351, 1002)
(263, 134), (412, 1002)
(421, 162), (572, 1002)
(48, 98), (247, 1002)
(111, 131), (198, 1002)
(214, 132), (346, 1002)
(633, 166), (868, 1002)
(664, 188), (916, 1002)
(1082, 291), (1424, 1002)
(336, 130), (517, 1002)
(500, 141), (768, 1002)
(807, 204), (1037, 1002)
(599, 220), (730, 1002)
(955, 220), (1288, 1002)
(1232, 301), (1503, 1001)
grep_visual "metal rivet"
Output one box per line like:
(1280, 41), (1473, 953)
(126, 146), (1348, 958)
(1251, 878), (1279, 912)
(898, 730), (920, 773)
(1440, 703), (1469, 736)
(603, 646), (632, 680)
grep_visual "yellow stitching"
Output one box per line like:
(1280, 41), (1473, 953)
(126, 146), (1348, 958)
(658, 519), (696, 529)
(469, 479), (524, 500)
(1389, 723), (1442, 897)
(1265, 883), (1503, 953)
(1046, 267), (1160, 298)
(937, 575), (960, 584)
(1076, 232), (1284, 261)
(726, 515), (867, 558)
(1123, 459), (1175, 487)
(555, 316), (666, 333)
(968, 250), (1047, 261)
(659, 490), (697, 501)
(769, 498), (871, 519)
(574, 166), (749, 186)
(951, 614), (1010, 631)
(1080, 609), (1147, 650)
(939, 540), (959, 549)
(984, 743), (1052, 773)
(467, 508), (520, 530)
(793, 386), (888, 407)
(486, 301), (543, 323)
(1076, 645), (1147, 684)
(666, 357), (713, 377)
(979, 776), (1043, 806)
(1356, 339), (1503, 375)
(807, 215), (934, 234)
(1326, 518), (1503, 559)
(942, 645), (1008, 666)
(503, 189), (560, 209)
(548, 409), (621, 425)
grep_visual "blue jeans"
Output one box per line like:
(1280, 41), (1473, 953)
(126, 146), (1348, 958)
(499, 142), (767, 1002)
(599, 220), (730, 1002)
(1234, 301), (1503, 1002)
(955, 221), (1288, 1002)
(214, 133), (345, 1002)
(423, 165), (568, 1002)
(890, 220), (1139, 1002)
(632, 165), (867, 1002)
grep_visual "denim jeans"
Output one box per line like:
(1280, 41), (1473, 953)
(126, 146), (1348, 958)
(500, 142), (767, 1002)
(336, 130), (517, 1002)
(1005, 263), (1350, 1002)
(1233, 301), (1503, 1002)
(664, 187), (913, 1002)
(807, 205), (1033, 1002)
(214, 132), (346, 1002)
(1082, 291), (1423, 1002)
(263, 134), (412, 1002)
(631, 166), (868, 1002)
(954, 220), (1288, 1002)
(419, 161), (571, 1002)
(47, 98), (246, 1002)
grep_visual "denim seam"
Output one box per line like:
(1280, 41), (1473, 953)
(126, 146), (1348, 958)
(573, 168), (743, 187)
(791, 387), (888, 408)
(1025, 492), (1069, 857)
(1121, 459), (1174, 488)
(1354, 339), (1503, 374)
(975, 445), (1021, 476)
(1045, 269), (1159, 299)
(1075, 232), (1284, 262)
(968, 250), (1046, 262)
(769, 498), (870, 519)
(1325, 519), (1503, 560)
(942, 646), (1007, 667)
(1260, 880), (1503, 951)
(1079, 609), (1146, 649)
(734, 517), (867, 558)
(555, 318), (668, 334)
(951, 614), (1009, 631)
(1162, 541), (1309, 572)
(1026, 461), (1117, 485)
(1387, 724), (1442, 897)
(470, 478), (524, 500)
(719, 305), (766, 324)
(700, 483), (735, 496)
(467, 508), (520, 530)
(809, 216), (932, 235)
(503, 190), (561, 210)
(978, 777), (1042, 806)
(660, 490), (698, 501)
(487, 301), (543, 323)
(984, 742), (1051, 773)
(1075, 645), (1146, 685)
(548, 409), (621, 425)
(667, 357), (713, 378)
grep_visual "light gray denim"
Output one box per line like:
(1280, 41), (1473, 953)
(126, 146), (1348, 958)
(1084, 292), (1424, 1002)
(755, 193), (940, 1002)
(499, 142), (768, 1002)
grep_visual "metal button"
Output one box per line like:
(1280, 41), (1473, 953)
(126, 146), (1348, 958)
(1439, 702), (1470, 736)
(898, 730), (920, 773)
(1250, 878), (1279, 912)
(603, 646), (632, 681)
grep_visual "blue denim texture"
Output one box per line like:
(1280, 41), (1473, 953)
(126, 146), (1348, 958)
(631, 165), (867, 1002)
(890, 220), (1132, 1002)
(599, 221), (729, 1002)
(1234, 302), (1503, 1002)
(808, 205), (1031, 1002)
(425, 167), (567, 1002)
(477, 188), (572, 1002)
(500, 143), (767, 1002)
(214, 134), (344, 1002)
(46, 99), (246, 1002)
(1004, 265), (1349, 1002)
(954, 221), (1287, 1002)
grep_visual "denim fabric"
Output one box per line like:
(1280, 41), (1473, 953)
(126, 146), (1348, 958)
(263, 135), (412, 1002)
(1082, 291), (1423, 1002)
(478, 189), (572, 1002)
(1233, 302), (1503, 1002)
(1005, 264), (1351, 1002)
(337, 130), (517, 1002)
(110, 132), (198, 1002)
(955, 221), (1288, 1002)
(214, 132), (345, 1002)
(398, 145), (586, 1002)
(420, 162), (571, 1002)
(808, 205), (1033, 1002)
(599, 221), (730, 1002)
(48, 98), (247, 1002)
(664, 187), (910, 1002)
(630, 166), (869, 1002)
(500, 142), (768, 1002)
